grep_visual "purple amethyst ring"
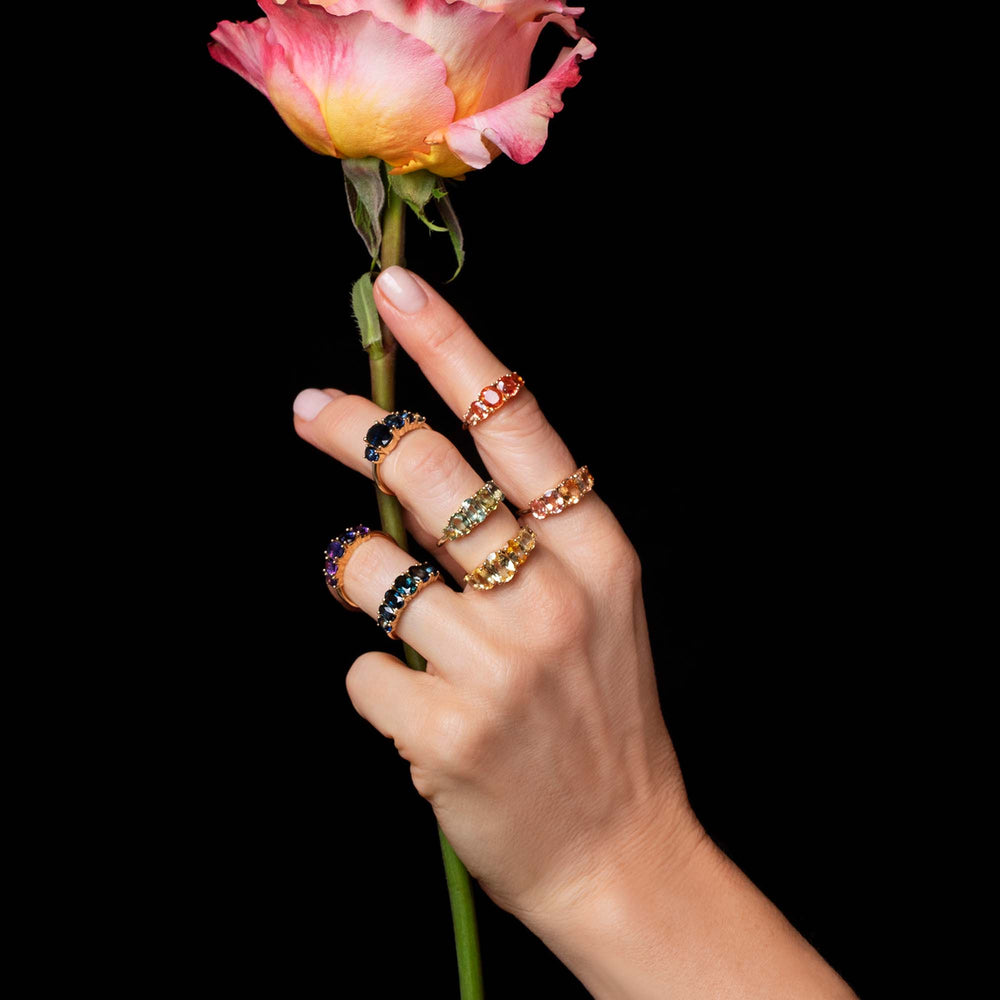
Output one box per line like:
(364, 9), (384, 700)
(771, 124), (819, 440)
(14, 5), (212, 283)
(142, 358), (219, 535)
(323, 525), (392, 610)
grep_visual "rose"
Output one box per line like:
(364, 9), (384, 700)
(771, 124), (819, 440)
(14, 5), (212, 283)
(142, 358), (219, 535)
(210, 0), (595, 177)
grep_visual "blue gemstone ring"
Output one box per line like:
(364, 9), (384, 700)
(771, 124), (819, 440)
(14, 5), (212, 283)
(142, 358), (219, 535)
(363, 411), (430, 496)
(324, 526), (392, 610)
(377, 562), (442, 639)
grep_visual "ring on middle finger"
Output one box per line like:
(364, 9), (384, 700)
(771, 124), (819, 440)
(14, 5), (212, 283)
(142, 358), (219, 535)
(363, 410), (430, 496)
(437, 480), (506, 546)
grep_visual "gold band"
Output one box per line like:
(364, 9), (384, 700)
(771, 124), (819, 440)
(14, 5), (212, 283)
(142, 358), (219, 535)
(517, 466), (594, 520)
(437, 480), (505, 546)
(323, 527), (392, 610)
(363, 411), (430, 497)
(464, 526), (536, 591)
(377, 563), (442, 639)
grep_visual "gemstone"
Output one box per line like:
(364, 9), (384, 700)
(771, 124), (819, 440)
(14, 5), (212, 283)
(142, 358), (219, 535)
(480, 386), (502, 408)
(381, 618), (395, 633)
(497, 375), (520, 396)
(344, 529), (356, 541)
(559, 480), (582, 502)
(530, 498), (548, 518)
(325, 559), (337, 577)
(379, 603), (396, 620)
(412, 566), (429, 582)
(327, 540), (345, 559)
(364, 446), (379, 462)
(450, 514), (467, 531)
(581, 469), (594, 488)
(396, 575), (417, 594)
(384, 413), (406, 429)
(359, 525), (370, 535)
(366, 423), (393, 448)
(384, 591), (405, 610)
(468, 400), (490, 423)
(542, 490), (564, 514)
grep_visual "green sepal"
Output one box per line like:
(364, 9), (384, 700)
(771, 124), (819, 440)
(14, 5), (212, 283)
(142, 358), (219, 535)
(352, 272), (383, 358)
(343, 157), (386, 261)
(437, 193), (465, 282)
(388, 170), (448, 233)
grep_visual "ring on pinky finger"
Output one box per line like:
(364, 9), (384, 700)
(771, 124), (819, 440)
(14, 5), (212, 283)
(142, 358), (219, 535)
(376, 563), (443, 638)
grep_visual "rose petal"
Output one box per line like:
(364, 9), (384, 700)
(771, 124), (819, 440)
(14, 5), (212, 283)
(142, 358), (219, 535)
(432, 35), (595, 170)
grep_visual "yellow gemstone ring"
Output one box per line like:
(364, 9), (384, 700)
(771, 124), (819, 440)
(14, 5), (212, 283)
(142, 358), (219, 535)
(464, 526), (536, 591)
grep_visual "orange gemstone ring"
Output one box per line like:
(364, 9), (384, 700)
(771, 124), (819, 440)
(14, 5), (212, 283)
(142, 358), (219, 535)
(462, 373), (524, 429)
(517, 467), (595, 521)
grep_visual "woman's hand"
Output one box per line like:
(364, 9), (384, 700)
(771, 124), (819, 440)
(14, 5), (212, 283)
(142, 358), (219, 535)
(293, 267), (857, 999)
(293, 265), (696, 918)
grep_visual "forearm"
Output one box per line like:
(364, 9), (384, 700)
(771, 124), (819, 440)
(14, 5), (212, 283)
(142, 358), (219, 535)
(521, 808), (858, 1000)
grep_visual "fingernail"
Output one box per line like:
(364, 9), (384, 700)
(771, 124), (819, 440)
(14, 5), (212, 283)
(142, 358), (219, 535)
(293, 388), (342, 421)
(377, 266), (427, 314)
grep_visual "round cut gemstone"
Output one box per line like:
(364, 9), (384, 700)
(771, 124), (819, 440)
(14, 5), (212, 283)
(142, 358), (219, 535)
(530, 498), (548, 518)
(364, 446), (380, 462)
(384, 413), (406, 429)
(328, 540), (345, 559)
(497, 375), (520, 396)
(366, 423), (393, 448)
(480, 386), (502, 408)
(468, 400), (490, 423)
(344, 529), (356, 541)
(381, 618), (395, 633)
(359, 525), (370, 535)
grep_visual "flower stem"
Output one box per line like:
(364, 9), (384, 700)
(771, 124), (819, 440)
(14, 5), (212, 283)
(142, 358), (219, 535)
(369, 182), (485, 999)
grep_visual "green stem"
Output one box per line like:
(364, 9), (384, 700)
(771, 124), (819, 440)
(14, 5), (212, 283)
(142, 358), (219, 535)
(369, 180), (485, 999)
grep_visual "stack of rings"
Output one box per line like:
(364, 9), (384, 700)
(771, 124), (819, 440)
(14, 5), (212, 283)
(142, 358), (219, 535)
(464, 526), (536, 591)
(518, 466), (595, 521)
(363, 410), (429, 495)
(437, 480), (505, 546)
(377, 563), (442, 638)
(462, 373), (524, 429)
(323, 525), (390, 609)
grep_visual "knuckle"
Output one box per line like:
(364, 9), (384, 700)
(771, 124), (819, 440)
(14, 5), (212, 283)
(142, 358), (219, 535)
(423, 316), (467, 355)
(390, 432), (462, 493)
(426, 703), (492, 773)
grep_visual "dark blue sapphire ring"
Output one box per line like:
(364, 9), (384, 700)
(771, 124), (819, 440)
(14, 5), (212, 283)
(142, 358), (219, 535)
(363, 411), (429, 496)
(377, 563), (442, 639)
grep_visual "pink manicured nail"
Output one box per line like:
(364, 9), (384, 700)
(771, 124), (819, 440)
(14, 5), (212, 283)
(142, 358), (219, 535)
(377, 266), (427, 314)
(293, 388), (342, 421)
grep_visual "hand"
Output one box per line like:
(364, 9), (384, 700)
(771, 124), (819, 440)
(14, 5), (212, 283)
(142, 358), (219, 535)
(293, 266), (857, 998)
(293, 265), (696, 920)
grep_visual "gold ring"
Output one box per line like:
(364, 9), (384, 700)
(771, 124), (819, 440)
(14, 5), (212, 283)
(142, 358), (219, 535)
(377, 562), (442, 638)
(323, 526), (392, 610)
(462, 373), (524, 429)
(437, 480), (505, 546)
(363, 411), (430, 496)
(517, 466), (594, 520)
(464, 526), (536, 591)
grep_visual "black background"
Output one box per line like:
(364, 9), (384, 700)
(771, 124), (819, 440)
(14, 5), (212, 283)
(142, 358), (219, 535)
(149, 5), (904, 995)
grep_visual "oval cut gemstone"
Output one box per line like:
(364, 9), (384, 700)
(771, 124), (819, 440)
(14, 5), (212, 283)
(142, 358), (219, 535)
(469, 400), (490, 422)
(384, 591), (405, 610)
(324, 559), (337, 577)
(497, 375), (520, 396)
(412, 567), (429, 582)
(560, 480), (582, 502)
(384, 413), (406, 429)
(328, 540), (345, 559)
(366, 423), (393, 448)
(480, 386), (502, 408)
(542, 490), (564, 514)
(379, 603), (396, 620)
(530, 498), (548, 518)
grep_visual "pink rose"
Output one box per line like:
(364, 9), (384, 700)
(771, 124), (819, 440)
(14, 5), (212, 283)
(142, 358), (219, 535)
(210, 0), (594, 177)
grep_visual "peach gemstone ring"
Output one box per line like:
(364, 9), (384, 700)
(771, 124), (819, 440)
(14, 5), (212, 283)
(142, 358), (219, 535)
(461, 373), (524, 429)
(517, 466), (595, 521)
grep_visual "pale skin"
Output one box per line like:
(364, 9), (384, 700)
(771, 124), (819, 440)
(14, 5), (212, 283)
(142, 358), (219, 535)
(293, 266), (859, 999)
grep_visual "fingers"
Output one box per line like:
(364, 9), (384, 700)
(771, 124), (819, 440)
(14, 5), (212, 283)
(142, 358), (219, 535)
(326, 529), (478, 670)
(372, 267), (613, 536)
(294, 389), (525, 579)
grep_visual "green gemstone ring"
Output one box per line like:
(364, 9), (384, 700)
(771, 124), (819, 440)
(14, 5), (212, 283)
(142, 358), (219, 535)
(437, 480), (505, 546)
